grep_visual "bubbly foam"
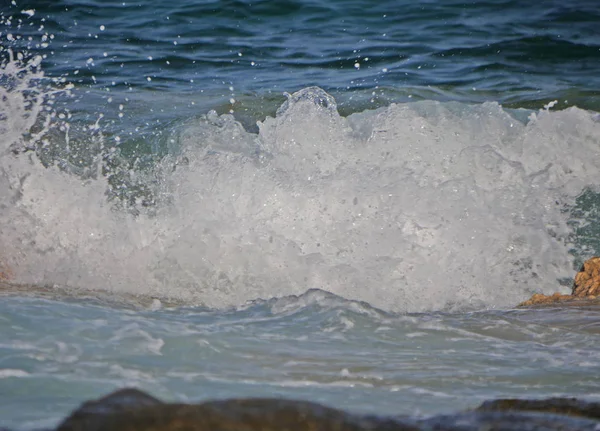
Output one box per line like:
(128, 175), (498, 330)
(2, 64), (600, 311)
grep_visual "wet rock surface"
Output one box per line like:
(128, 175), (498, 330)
(56, 389), (416, 431)
(519, 257), (600, 307)
(573, 257), (600, 298)
(477, 397), (600, 420)
(16, 388), (594, 431)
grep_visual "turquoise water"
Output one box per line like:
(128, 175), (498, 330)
(2, 293), (600, 429)
(1, 0), (600, 428)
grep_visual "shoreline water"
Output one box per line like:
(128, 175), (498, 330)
(2, 283), (600, 311)
(2, 256), (600, 311)
(2, 264), (600, 429)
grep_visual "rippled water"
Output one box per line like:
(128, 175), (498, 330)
(1, 0), (600, 429)
(7, 0), (599, 108)
(2, 292), (600, 429)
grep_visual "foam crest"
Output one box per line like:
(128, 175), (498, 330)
(0, 50), (45, 151)
(2, 84), (600, 312)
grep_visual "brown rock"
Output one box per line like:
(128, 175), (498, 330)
(54, 389), (600, 431)
(573, 256), (600, 297)
(0, 264), (13, 281)
(518, 292), (573, 307)
(56, 388), (419, 431)
(477, 397), (600, 420)
(518, 257), (600, 307)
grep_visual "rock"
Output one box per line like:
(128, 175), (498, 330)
(52, 388), (600, 431)
(423, 409), (600, 431)
(573, 256), (600, 297)
(518, 292), (574, 307)
(0, 264), (12, 281)
(518, 257), (600, 307)
(477, 397), (600, 420)
(56, 388), (419, 431)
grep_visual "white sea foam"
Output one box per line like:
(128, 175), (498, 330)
(0, 369), (29, 378)
(1, 51), (600, 312)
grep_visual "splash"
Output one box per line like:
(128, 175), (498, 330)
(2, 69), (600, 311)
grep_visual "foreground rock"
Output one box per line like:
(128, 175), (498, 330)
(56, 389), (416, 431)
(47, 388), (600, 431)
(477, 397), (600, 420)
(519, 256), (600, 307)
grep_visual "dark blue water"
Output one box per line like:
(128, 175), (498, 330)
(3, 0), (600, 113)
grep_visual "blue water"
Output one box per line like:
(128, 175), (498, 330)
(1, 0), (600, 429)
(2, 292), (600, 429)
(9, 0), (600, 107)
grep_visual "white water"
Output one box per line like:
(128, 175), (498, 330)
(2, 49), (600, 311)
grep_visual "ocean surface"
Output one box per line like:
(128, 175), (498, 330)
(1, 0), (600, 428)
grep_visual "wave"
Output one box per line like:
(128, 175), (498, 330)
(2, 45), (600, 312)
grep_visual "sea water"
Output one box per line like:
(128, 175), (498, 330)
(1, 0), (600, 429)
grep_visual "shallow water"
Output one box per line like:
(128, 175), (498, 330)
(1, 291), (600, 429)
(1, 0), (600, 429)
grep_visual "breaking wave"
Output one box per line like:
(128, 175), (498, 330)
(2, 49), (600, 312)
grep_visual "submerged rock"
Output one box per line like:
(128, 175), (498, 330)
(51, 388), (600, 431)
(519, 256), (600, 307)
